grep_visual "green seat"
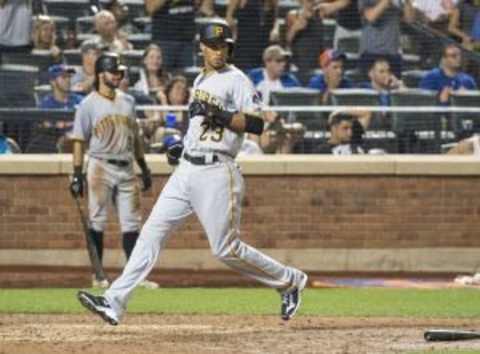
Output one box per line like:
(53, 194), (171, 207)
(450, 91), (480, 134)
(270, 88), (324, 130)
(331, 88), (380, 107)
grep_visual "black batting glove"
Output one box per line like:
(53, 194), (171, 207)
(70, 167), (84, 198)
(166, 141), (184, 166)
(188, 101), (208, 119)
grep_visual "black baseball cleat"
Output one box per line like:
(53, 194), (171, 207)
(77, 290), (119, 326)
(280, 273), (308, 321)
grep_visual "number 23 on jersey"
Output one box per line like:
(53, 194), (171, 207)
(199, 121), (224, 142)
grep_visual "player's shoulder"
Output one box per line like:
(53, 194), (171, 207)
(116, 90), (136, 105)
(225, 65), (249, 80)
(76, 91), (97, 109)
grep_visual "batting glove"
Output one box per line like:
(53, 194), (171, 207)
(70, 168), (84, 198)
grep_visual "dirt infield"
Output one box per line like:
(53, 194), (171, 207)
(2, 314), (480, 354)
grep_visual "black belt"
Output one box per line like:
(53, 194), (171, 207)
(183, 152), (219, 165)
(106, 159), (130, 167)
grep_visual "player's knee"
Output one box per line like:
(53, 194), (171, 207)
(212, 238), (242, 262)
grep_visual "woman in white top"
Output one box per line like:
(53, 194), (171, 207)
(133, 44), (171, 103)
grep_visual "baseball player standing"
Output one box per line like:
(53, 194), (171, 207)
(70, 52), (158, 289)
(77, 20), (308, 325)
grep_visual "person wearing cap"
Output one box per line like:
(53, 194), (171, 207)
(71, 40), (102, 94)
(248, 45), (300, 106)
(308, 49), (353, 104)
(39, 65), (84, 109)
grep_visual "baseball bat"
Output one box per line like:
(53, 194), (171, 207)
(73, 196), (107, 282)
(424, 329), (480, 341)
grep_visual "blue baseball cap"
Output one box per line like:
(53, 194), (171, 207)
(48, 64), (76, 81)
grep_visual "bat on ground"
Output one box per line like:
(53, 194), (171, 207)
(73, 195), (107, 282)
(424, 329), (480, 342)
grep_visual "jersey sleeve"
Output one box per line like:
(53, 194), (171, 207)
(71, 102), (92, 142)
(232, 73), (263, 113)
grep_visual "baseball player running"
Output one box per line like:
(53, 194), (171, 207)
(77, 20), (307, 325)
(70, 52), (158, 289)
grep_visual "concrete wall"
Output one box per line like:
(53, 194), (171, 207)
(1, 154), (480, 273)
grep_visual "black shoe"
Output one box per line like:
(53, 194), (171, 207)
(281, 273), (308, 321)
(77, 290), (119, 325)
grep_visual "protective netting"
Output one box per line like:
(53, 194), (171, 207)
(1, 0), (480, 155)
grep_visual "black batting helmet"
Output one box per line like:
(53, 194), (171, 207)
(199, 19), (234, 56)
(95, 52), (127, 77)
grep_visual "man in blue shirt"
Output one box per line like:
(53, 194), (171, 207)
(308, 49), (353, 103)
(40, 64), (84, 109)
(248, 45), (300, 105)
(419, 44), (477, 104)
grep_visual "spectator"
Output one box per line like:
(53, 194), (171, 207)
(0, 0), (33, 59)
(150, 75), (190, 151)
(419, 44), (477, 104)
(286, 0), (324, 82)
(308, 49), (352, 104)
(91, 10), (132, 53)
(158, 75), (190, 133)
(133, 44), (171, 103)
(359, 57), (403, 129)
(362, 57), (404, 105)
(473, 5), (480, 49)
(71, 41), (102, 94)
(104, 0), (138, 35)
(447, 134), (480, 155)
(358, 0), (415, 78)
(145, 0), (198, 71)
(447, 1), (477, 49)
(315, 111), (365, 154)
(40, 65), (84, 109)
(227, 0), (279, 71)
(317, 0), (362, 50)
(249, 45), (300, 105)
(32, 15), (62, 63)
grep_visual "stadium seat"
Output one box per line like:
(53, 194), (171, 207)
(50, 15), (71, 35)
(337, 36), (360, 54)
(133, 16), (151, 32)
(0, 65), (39, 107)
(270, 87), (324, 130)
(322, 19), (336, 49)
(330, 88), (380, 107)
(181, 66), (202, 86)
(63, 49), (82, 66)
(402, 54), (422, 71)
(344, 69), (366, 84)
(1, 50), (56, 73)
(122, 50), (144, 67)
(401, 70), (428, 88)
(44, 0), (92, 27)
(344, 52), (360, 71)
(76, 16), (94, 34)
(34, 85), (53, 106)
(450, 90), (480, 134)
(389, 89), (438, 153)
(127, 33), (152, 50)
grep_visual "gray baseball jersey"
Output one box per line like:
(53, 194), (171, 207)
(103, 65), (307, 321)
(72, 90), (138, 161)
(72, 90), (141, 233)
(183, 65), (261, 158)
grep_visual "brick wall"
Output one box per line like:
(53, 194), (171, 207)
(2, 173), (480, 251)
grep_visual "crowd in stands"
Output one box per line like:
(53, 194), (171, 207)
(1, 0), (480, 155)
